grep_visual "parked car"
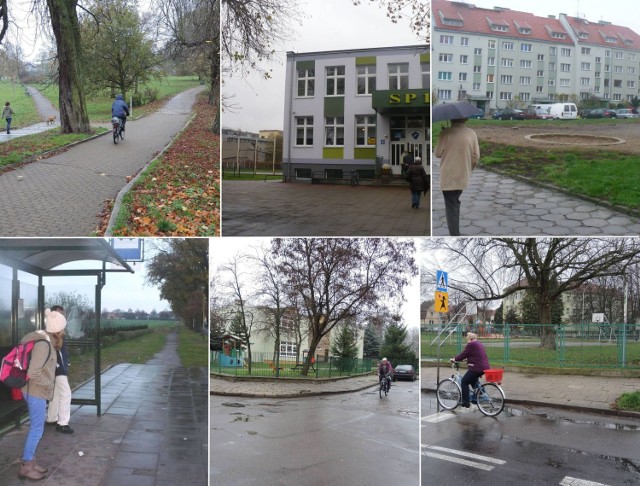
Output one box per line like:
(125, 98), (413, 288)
(491, 110), (504, 119)
(615, 109), (639, 119)
(392, 364), (416, 381)
(498, 108), (525, 120)
(584, 108), (617, 118)
(467, 112), (485, 119)
(522, 108), (553, 120)
(547, 102), (578, 119)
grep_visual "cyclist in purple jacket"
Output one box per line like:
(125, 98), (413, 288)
(451, 332), (490, 408)
(378, 358), (394, 389)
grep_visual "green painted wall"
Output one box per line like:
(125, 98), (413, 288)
(354, 148), (376, 160)
(323, 148), (344, 159)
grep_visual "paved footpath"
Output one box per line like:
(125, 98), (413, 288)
(222, 180), (431, 236)
(431, 156), (640, 236)
(421, 366), (640, 417)
(0, 329), (208, 485)
(0, 86), (205, 236)
(211, 373), (379, 398)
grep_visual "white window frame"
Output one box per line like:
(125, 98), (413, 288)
(297, 68), (315, 97)
(326, 66), (345, 96)
(324, 116), (344, 147)
(355, 115), (376, 147)
(295, 116), (314, 146)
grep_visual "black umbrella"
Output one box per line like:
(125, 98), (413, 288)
(432, 102), (484, 122)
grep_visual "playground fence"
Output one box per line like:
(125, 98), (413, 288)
(210, 350), (375, 379)
(422, 322), (640, 370)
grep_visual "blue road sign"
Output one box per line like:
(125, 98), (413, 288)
(436, 270), (448, 292)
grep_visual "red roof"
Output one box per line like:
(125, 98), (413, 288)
(433, 0), (573, 45)
(563, 16), (640, 49)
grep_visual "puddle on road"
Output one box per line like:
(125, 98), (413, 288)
(505, 406), (640, 431)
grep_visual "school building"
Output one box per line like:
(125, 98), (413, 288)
(283, 45), (429, 180)
(432, 0), (640, 113)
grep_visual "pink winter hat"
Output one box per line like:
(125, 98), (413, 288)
(45, 308), (67, 333)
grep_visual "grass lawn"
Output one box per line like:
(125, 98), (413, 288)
(422, 332), (640, 369)
(432, 119), (640, 211)
(37, 76), (202, 123)
(66, 323), (207, 388)
(0, 81), (42, 128)
(223, 172), (283, 181)
(0, 128), (108, 169)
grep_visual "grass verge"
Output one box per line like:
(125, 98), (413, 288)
(0, 128), (108, 169)
(105, 93), (219, 236)
(177, 326), (209, 368)
(616, 391), (640, 411)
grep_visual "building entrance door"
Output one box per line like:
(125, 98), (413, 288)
(390, 142), (406, 173)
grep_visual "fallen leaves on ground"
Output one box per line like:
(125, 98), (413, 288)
(100, 95), (220, 236)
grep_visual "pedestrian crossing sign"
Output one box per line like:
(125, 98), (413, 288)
(436, 270), (448, 292)
(435, 291), (448, 313)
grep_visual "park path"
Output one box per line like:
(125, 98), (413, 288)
(0, 86), (60, 141)
(0, 85), (205, 236)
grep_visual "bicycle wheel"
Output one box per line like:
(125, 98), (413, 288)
(120, 126), (125, 140)
(476, 383), (505, 416)
(113, 127), (119, 144)
(385, 380), (388, 396)
(379, 380), (384, 399)
(436, 379), (461, 410)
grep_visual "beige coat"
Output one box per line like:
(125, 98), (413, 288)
(435, 124), (480, 191)
(20, 330), (56, 400)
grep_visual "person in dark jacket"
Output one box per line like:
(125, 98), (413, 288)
(451, 332), (490, 408)
(111, 94), (130, 131)
(406, 156), (430, 209)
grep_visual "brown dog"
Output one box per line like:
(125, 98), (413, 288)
(46, 115), (56, 125)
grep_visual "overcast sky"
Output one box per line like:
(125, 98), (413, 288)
(210, 238), (421, 329)
(222, 0), (424, 133)
(42, 242), (169, 313)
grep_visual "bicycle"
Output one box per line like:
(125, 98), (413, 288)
(112, 116), (125, 144)
(436, 362), (505, 416)
(379, 373), (391, 398)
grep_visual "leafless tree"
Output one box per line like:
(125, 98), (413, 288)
(422, 238), (640, 349)
(273, 238), (416, 375)
(353, 0), (429, 41)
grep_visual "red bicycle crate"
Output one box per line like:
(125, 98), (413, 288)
(483, 369), (503, 383)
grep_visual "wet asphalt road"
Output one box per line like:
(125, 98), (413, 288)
(421, 395), (640, 485)
(211, 379), (420, 485)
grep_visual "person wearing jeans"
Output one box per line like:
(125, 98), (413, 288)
(2, 101), (14, 134)
(18, 309), (67, 480)
(435, 118), (480, 236)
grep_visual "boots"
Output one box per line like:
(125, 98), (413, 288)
(18, 461), (46, 480)
(32, 459), (48, 474)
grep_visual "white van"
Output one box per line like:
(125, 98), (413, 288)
(547, 103), (578, 119)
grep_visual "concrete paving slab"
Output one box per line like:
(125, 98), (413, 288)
(0, 329), (207, 485)
(432, 156), (640, 236)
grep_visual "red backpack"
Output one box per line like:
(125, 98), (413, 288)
(0, 340), (51, 388)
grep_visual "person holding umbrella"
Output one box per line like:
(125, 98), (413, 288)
(434, 116), (480, 236)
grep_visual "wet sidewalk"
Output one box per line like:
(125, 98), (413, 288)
(0, 86), (205, 236)
(420, 366), (640, 418)
(0, 331), (208, 485)
(211, 373), (379, 398)
(221, 180), (431, 236)
(431, 156), (640, 236)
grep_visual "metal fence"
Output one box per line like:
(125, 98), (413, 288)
(422, 323), (640, 369)
(210, 350), (374, 379)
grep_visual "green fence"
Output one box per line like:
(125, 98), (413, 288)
(422, 323), (640, 369)
(211, 350), (374, 379)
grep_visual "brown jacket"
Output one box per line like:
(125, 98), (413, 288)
(435, 123), (480, 191)
(20, 330), (56, 400)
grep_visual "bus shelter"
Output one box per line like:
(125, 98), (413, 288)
(0, 239), (134, 425)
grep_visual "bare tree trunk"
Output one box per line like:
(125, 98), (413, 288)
(47, 0), (91, 133)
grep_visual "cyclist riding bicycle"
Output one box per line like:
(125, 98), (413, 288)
(378, 357), (394, 389)
(450, 332), (490, 408)
(111, 94), (130, 132)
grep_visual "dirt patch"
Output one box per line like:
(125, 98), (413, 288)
(473, 121), (640, 154)
(526, 133), (624, 145)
